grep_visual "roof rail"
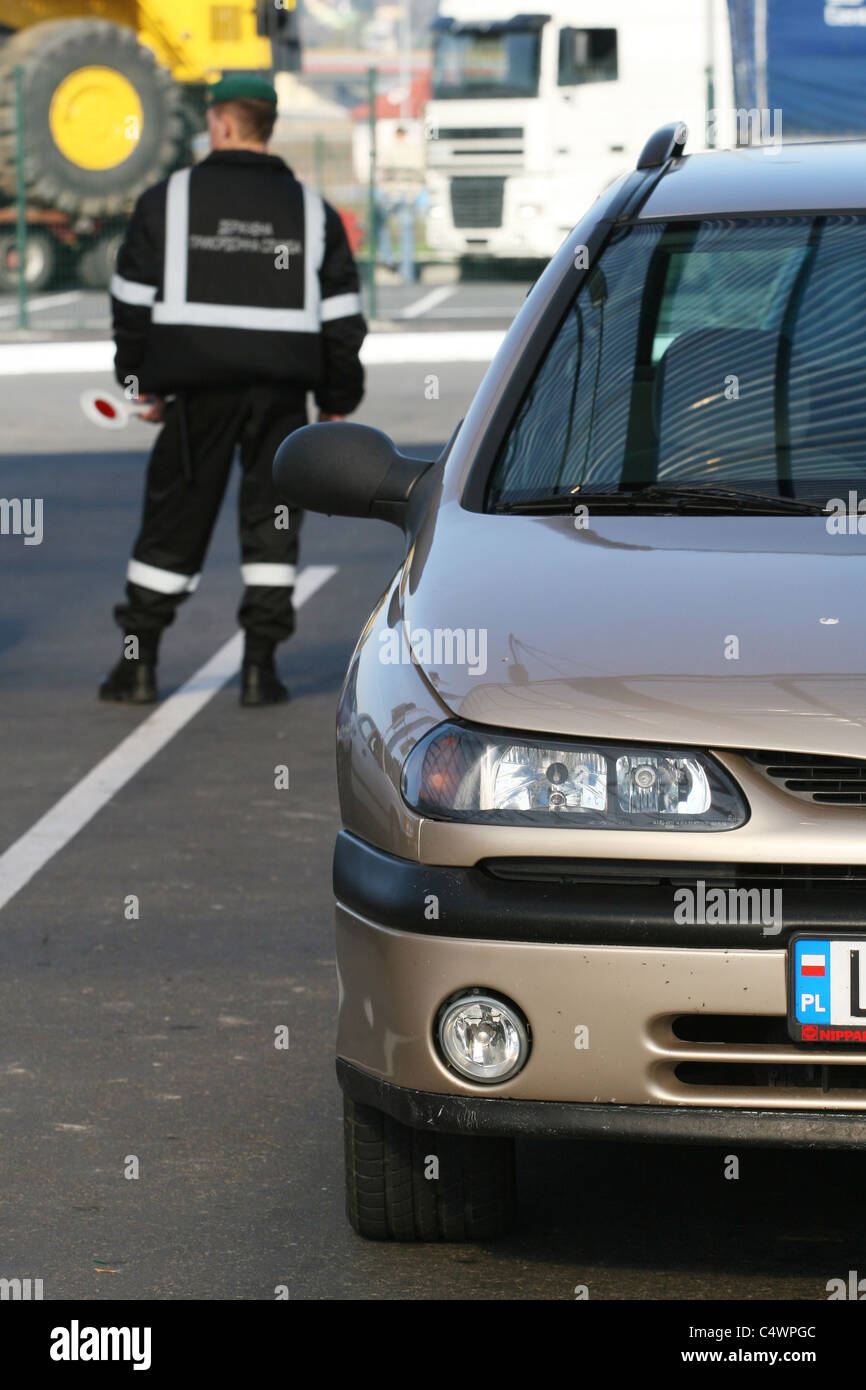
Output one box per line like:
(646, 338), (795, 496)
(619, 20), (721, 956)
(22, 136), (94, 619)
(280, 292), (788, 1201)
(636, 122), (688, 170)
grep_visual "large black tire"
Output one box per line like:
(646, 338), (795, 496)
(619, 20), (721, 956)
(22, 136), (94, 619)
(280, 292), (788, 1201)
(0, 227), (57, 292)
(77, 227), (123, 289)
(0, 20), (186, 217)
(343, 1096), (516, 1241)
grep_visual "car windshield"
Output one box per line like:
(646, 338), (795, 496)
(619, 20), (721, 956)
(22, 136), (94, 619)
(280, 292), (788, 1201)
(487, 214), (866, 508)
(432, 27), (541, 99)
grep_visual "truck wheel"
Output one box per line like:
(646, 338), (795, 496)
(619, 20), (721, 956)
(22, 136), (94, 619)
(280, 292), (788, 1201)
(77, 229), (123, 289)
(0, 19), (185, 218)
(0, 228), (57, 293)
(343, 1095), (516, 1241)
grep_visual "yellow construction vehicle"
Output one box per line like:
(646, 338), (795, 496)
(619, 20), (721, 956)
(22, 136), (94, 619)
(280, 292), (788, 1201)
(0, 1), (301, 219)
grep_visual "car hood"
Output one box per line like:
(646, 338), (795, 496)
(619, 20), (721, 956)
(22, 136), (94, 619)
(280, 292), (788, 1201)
(400, 503), (866, 757)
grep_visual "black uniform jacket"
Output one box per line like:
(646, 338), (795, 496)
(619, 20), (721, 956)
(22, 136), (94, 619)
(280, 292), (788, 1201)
(111, 149), (367, 414)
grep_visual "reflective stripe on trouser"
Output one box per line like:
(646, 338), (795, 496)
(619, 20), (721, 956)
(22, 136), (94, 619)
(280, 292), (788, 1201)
(113, 385), (306, 659)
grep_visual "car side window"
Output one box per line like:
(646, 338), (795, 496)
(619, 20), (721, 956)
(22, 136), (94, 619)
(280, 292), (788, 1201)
(651, 238), (806, 364)
(490, 223), (664, 499)
(489, 215), (866, 504)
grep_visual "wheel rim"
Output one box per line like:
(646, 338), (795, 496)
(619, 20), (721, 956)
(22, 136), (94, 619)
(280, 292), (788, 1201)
(3, 241), (46, 281)
(27, 242), (47, 279)
(49, 67), (143, 171)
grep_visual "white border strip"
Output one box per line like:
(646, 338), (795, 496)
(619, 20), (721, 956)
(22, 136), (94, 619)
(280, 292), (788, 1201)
(0, 331), (506, 376)
(0, 564), (336, 914)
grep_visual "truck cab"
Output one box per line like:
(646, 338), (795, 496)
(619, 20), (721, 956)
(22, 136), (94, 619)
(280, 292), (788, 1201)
(425, 0), (732, 261)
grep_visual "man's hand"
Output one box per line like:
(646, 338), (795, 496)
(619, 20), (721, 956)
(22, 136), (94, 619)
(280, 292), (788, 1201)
(318, 411), (344, 423)
(136, 395), (165, 424)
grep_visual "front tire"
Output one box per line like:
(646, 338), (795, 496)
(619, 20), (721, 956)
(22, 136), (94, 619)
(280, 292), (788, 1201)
(77, 228), (123, 288)
(0, 227), (57, 292)
(343, 1095), (516, 1241)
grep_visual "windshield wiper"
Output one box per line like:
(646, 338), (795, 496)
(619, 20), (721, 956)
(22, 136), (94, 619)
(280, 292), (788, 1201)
(493, 484), (827, 516)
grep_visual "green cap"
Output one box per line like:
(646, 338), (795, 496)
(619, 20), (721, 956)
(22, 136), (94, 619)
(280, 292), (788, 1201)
(207, 75), (278, 106)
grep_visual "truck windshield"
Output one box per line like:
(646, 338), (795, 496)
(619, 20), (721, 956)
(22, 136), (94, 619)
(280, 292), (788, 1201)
(487, 215), (866, 508)
(432, 27), (541, 99)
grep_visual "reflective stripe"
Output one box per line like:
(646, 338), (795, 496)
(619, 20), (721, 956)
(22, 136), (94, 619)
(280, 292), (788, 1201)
(154, 171), (327, 332)
(152, 302), (318, 331)
(127, 558), (200, 595)
(241, 563), (296, 587)
(304, 185), (326, 327)
(163, 168), (191, 308)
(321, 291), (362, 323)
(110, 273), (157, 306)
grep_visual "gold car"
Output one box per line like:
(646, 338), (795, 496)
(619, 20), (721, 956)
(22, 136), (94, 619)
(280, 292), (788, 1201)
(276, 125), (866, 1240)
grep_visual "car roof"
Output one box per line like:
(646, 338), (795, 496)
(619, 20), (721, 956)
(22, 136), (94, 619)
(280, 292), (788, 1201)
(638, 140), (866, 219)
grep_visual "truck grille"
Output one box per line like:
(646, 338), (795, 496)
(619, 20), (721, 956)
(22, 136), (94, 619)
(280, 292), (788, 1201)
(737, 750), (866, 805)
(437, 127), (523, 140)
(450, 177), (505, 229)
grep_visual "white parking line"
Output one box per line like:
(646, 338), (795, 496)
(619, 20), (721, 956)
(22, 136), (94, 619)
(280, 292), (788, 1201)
(0, 564), (337, 913)
(0, 291), (83, 319)
(399, 286), (456, 319)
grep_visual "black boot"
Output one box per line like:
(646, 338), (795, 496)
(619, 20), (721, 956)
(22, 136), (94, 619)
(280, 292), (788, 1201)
(99, 654), (158, 704)
(241, 652), (289, 707)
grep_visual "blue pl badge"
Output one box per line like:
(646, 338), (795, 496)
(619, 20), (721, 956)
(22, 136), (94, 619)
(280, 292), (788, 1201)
(793, 939), (831, 1024)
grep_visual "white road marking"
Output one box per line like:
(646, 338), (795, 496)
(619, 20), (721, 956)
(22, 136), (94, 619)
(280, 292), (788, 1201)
(364, 330), (505, 363)
(0, 564), (336, 913)
(399, 286), (456, 319)
(0, 330), (506, 375)
(0, 291), (84, 319)
(0, 339), (115, 374)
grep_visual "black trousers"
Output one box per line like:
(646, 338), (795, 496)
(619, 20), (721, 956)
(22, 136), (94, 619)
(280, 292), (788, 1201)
(114, 385), (306, 663)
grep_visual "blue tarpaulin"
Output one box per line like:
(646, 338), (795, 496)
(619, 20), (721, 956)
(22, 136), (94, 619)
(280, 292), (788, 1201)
(727, 0), (866, 135)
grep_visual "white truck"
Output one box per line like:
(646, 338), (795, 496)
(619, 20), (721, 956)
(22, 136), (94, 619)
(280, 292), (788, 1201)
(425, 0), (732, 261)
(425, 0), (866, 261)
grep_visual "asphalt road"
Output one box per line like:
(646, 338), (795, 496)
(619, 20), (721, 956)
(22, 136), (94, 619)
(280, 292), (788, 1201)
(0, 276), (534, 337)
(1, 331), (864, 1302)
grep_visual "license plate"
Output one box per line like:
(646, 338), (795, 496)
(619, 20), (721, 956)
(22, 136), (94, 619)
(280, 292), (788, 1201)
(788, 935), (866, 1044)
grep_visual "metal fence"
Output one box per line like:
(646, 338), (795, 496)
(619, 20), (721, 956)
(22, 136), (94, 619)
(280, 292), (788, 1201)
(1, 64), (437, 333)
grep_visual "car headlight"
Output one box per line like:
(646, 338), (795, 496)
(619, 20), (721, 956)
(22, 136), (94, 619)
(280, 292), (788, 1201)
(401, 723), (747, 830)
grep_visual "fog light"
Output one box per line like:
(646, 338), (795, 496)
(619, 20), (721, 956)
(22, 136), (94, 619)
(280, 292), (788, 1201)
(437, 991), (529, 1082)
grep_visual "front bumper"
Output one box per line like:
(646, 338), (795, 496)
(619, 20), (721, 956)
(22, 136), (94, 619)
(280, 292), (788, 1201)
(337, 1060), (866, 1148)
(335, 832), (866, 1123)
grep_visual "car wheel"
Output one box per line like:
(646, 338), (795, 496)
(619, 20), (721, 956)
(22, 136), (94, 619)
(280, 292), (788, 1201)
(343, 1095), (516, 1241)
(77, 230), (123, 289)
(0, 228), (57, 293)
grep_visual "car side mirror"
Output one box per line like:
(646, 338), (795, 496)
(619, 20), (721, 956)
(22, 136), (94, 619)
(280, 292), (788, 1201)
(273, 422), (434, 531)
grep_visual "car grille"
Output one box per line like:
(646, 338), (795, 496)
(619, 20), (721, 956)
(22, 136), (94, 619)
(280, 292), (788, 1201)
(676, 1061), (866, 1092)
(661, 1014), (866, 1102)
(673, 1014), (790, 1045)
(736, 749), (866, 804)
(483, 859), (866, 887)
(450, 177), (505, 228)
